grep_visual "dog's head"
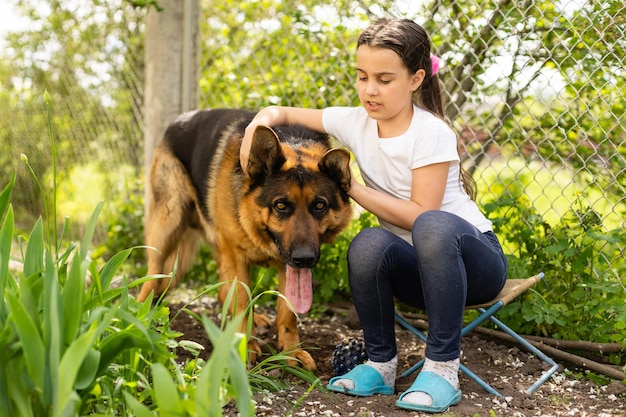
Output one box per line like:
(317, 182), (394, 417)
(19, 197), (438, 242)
(244, 125), (352, 313)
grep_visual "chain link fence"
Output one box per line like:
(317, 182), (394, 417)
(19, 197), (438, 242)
(1, 0), (145, 237)
(2, 0), (624, 284)
(198, 0), (626, 284)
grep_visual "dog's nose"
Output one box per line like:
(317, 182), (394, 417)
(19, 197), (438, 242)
(291, 248), (317, 268)
(293, 258), (316, 268)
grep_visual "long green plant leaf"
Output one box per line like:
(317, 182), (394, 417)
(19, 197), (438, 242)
(23, 218), (44, 279)
(54, 329), (99, 417)
(96, 328), (165, 376)
(74, 349), (101, 390)
(0, 205), (14, 318)
(97, 248), (132, 292)
(0, 342), (17, 417)
(123, 392), (153, 417)
(6, 292), (45, 389)
(226, 335), (254, 416)
(151, 363), (182, 416)
(5, 360), (36, 417)
(42, 250), (61, 409)
(62, 203), (103, 345)
(79, 201), (103, 260)
(197, 313), (255, 417)
(0, 174), (14, 225)
(62, 246), (86, 345)
(0, 174), (15, 321)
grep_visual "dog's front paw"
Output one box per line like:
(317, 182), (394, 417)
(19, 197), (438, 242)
(253, 312), (272, 328)
(247, 339), (263, 364)
(286, 348), (316, 371)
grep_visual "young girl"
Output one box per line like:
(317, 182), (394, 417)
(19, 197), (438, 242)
(239, 18), (508, 413)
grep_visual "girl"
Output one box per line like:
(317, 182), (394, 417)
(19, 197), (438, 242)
(239, 18), (508, 413)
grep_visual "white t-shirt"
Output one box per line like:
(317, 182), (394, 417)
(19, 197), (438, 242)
(322, 105), (492, 243)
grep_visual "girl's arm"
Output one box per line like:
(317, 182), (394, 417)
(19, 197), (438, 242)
(240, 106), (325, 172)
(349, 162), (450, 231)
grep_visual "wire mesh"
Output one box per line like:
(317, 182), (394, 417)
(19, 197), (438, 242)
(1, 0), (624, 284)
(198, 0), (626, 283)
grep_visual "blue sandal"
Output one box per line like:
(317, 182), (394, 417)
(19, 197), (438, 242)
(326, 364), (395, 397)
(396, 371), (462, 413)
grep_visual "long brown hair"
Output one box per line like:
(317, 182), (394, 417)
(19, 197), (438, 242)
(357, 19), (477, 200)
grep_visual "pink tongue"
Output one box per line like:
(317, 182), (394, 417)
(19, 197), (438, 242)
(285, 266), (313, 314)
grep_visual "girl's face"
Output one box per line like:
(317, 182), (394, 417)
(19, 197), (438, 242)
(356, 44), (424, 136)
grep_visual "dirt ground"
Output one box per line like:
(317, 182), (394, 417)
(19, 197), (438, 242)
(167, 289), (626, 417)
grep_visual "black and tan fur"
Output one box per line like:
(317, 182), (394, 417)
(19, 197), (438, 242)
(137, 109), (352, 370)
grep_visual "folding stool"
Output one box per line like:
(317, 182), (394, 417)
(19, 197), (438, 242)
(394, 272), (559, 397)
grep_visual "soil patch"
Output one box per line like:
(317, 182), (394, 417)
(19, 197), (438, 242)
(167, 290), (626, 416)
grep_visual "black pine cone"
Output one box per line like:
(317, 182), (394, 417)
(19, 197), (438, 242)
(330, 337), (368, 376)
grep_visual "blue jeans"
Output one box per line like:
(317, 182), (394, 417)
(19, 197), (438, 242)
(347, 210), (508, 363)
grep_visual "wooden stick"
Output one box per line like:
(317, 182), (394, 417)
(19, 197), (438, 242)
(473, 326), (626, 381)
(522, 334), (625, 354)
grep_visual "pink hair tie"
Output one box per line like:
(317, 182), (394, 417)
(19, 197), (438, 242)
(430, 54), (441, 76)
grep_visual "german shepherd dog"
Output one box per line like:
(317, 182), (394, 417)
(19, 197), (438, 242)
(137, 109), (352, 370)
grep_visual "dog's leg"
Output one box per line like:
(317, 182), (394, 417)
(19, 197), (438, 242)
(154, 226), (202, 296)
(138, 148), (198, 302)
(138, 205), (189, 302)
(277, 268), (316, 371)
(216, 244), (271, 363)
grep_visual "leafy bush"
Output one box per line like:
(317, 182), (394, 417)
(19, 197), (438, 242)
(483, 174), (626, 348)
(0, 175), (172, 415)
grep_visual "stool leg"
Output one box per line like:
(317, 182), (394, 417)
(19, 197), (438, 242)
(400, 357), (424, 378)
(460, 364), (503, 397)
(395, 312), (428, 342)
(488, 315), (559, 393)
(395, 312), (428, 378)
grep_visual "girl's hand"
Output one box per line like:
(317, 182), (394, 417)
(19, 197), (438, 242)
(348, 167), (361, 193)
(240, 106), (325, 174)
(240, 123), (257, 174)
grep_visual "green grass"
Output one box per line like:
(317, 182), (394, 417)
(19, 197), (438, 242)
(475, 158), (624, 229)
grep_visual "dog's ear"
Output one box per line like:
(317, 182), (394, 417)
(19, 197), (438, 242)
(247, 126), (286, 179)
(319, 148), (351, 193)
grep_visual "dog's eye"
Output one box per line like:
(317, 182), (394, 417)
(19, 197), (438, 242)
(274, 201), (289, 212)
(313, 200), (327, 212)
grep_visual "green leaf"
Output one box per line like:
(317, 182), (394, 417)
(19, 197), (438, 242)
(587, 229), (624, 244)
(0, 357), (11, 416)
(83, 287), (126, 311)
(74, 349), (101, 390)
(197, 312), (251, 416)
(97, 329), (164, 375)
(115, 308), (161, 348)
(123, 392), (154, 417)
(0, 205), (14, 318)
(23, 218), (44, 278)
(151, 363), (182, 416)
(54, 330), (98, 417)
(98, 248), (132, 291)
(62, 248), (86, 345)
(227, 339), (255, 416)
(79, 201), (104, 260)
(5, 360), (37, 417)
(0, 174), (14, 225)
(42, 250), (61, 408)
(6, 292), (45, 389)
